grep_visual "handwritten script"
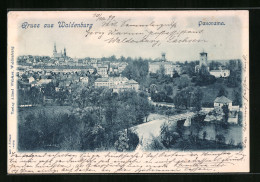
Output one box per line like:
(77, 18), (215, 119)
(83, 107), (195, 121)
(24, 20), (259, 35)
(8, 151), (246, 173)
(85, 13), (207, 47)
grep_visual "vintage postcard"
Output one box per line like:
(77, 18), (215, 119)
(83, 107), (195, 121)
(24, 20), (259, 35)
(7, 10), (249, 173)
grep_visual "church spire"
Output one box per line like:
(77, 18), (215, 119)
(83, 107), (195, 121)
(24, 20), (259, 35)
(64, 47), (66, 57)
(53, 42), (57, 53)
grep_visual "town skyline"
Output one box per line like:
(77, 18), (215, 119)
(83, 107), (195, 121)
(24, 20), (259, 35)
(18, 42), (242, 62)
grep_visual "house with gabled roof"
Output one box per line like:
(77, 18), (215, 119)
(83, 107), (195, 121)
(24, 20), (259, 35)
(212, 96), (240, 124)
(214, 96), (232, 109)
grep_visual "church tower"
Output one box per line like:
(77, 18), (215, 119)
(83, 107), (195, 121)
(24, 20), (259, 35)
(53, 43), (57, 55)
(199, 51), (208, 67)
(64, 47), (67, 57)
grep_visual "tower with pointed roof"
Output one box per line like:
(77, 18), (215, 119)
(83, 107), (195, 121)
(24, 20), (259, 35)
(53, 43), (57, 56)
(64, 47), (67, 57)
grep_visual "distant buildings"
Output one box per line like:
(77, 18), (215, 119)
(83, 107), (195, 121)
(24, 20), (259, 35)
(195, 51), (230, 78)
(109, 62), (128, 75)
(95, 76), (139, 93)
(149, 53), (181, 76)
(97, 66), (108, 77)
(31, 78), (52, 88)
(31, 65), (95, 74)
(79, 77), (89, 84)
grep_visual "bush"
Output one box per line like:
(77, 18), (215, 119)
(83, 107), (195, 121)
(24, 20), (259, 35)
(202, 102), (214, 108)
(160, 123), (180, 148)
(149, 136), (165, 150)
(216, 134), (225, 143)
(114, 129), (139, 152)
(194, 74), (216, 86)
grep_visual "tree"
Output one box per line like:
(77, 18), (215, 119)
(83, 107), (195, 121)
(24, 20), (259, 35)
(160, 123), (180, 148)
(80, 123), (105, 150)
(222, 105), (229, 122)
(172, 71), (180, 78)
(217, 86), (228, 97)
(203, 131), (207, 140)
(109, 55), (117, 62)
(209, 61), (222, 70)
(173, 88), (190, 109)
(151, 91), (167, 102)
(173, 86), (202, 110)
(176, 119), (185, 138)
(149, 84), (157, 94)
(191, 87), (203, 112)
(226, 60), (242, 88)
(114, 130), (139, 151)
(122, 59), (149, 83)
(19, 113), (40, 150)
(165, 109), (174, 123)
(177, 75), (190, 89)
(136, 92), (151, 123)
(216, 134), (225, 144)
(116, 103), (136, 131)
(149, 136), (165, 150)
(164, 84), (173, 96)
(43, 82), (56, 97)
(232, 89), (242, 106)
(194, 65), (216, 86)
(182, 61), (197, 76)
(190, 114), (206, 141)
(29, 87), (43, 105)
(55, 90), (69, 105)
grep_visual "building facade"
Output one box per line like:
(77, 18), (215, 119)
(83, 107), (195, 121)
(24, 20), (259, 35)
(149, 53), (182, 76)
(210, 69), (230, 78)
(97, 66), (108, 77)
(95, 76), (139, 93)
(214, 96), (233, 110)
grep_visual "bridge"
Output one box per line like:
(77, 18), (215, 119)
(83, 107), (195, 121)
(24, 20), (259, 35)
(132, 109), (213, 150)
(167, 108), (214, 126)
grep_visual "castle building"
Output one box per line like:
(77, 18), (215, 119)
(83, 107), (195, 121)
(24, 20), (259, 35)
(149, 53), (181, 76)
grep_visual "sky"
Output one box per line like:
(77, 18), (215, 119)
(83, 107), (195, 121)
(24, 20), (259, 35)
(12, 11), (248, 62)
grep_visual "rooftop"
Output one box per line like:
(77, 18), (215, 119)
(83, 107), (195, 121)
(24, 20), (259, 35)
(210, 70), (229, 72)
(95, 77), (109, 82)
(214, 96), (232, 103)
(128, 79), (138, 84)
